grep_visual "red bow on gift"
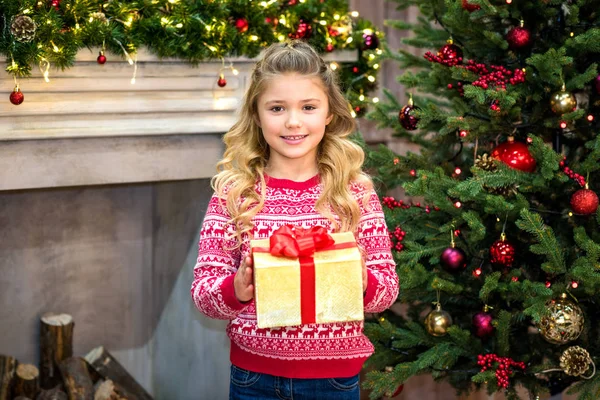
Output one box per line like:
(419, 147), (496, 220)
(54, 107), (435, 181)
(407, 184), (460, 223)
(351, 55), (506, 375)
(269, 225), (334, 258)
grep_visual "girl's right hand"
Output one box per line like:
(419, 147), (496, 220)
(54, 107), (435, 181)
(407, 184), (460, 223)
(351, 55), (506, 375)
(234, 255), (254, 303)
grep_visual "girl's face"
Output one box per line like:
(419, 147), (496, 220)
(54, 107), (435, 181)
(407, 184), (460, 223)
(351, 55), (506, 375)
(256, 73), (333, 174)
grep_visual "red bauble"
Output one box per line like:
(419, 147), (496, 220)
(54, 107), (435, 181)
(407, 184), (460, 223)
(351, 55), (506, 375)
(489, 237), (515, 268)
(9, 87), (24, 105)
(362, 33), (379, 50)
(217, 76), (227, 87)
(325, 43), (334, 52)
(97, 51), (107, 65)
(391, 384), (404, 397)
(438, 43), (463, 65)
(398, 104), (420, 130)
(440, 247), (467, 272)
(51, 0), (60, 10)
(461, 0), (481, 11)
(289, 20), (312, 39)
(570, 188), (599, 215)
(490, 138), (536, 172)
(472, 310), (494, 338)
(235, 18), (249, 33)
(506, 26), (531, 50)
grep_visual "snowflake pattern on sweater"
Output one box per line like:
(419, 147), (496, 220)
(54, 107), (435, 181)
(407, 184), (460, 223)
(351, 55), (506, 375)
(191, 174), (398, 378)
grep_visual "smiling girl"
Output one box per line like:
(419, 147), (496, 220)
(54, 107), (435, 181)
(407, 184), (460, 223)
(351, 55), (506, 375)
(191, 40), (398, 400)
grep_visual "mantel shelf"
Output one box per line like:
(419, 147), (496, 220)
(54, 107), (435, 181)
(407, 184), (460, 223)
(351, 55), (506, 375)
(0, 48), (357, 191)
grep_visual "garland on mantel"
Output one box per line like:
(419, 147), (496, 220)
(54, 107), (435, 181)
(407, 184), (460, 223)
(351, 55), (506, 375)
(1, 0), (382, 114)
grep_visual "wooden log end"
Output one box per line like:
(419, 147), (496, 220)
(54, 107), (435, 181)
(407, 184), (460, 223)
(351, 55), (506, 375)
(40, 313), (73, 326)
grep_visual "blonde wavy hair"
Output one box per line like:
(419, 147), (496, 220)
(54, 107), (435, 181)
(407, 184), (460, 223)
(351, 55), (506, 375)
(212, 40), (373, 245)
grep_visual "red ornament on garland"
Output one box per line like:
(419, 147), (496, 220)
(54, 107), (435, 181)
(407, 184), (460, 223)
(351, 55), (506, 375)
(570, 187), (599, 215)
(490, 136), (536, 172)
(217, 74), (227, 88)
(473, 306), (494, 338)
(9, 85), (24, 105)
(289, 19), (312, 39)
(398, 94), (420, 131)
(506, 21), (531, 50)
(461, 0), (481, 12)
(325, 43), (334, 52)
(51, 0), (60, 10)
(235, 18), (249, 33)
(97, 50), (107, 65)
(489, 233), (515, 269)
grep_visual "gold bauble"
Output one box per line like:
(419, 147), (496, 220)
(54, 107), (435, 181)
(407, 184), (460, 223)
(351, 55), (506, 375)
(560, 346), (593, 377)
(538, 293), (584, 344)
(550, 89), (577, 114)
(424, 303), (453, 336)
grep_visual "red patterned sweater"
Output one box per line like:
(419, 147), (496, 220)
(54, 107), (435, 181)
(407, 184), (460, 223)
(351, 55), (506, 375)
(191, 174), (398, 379)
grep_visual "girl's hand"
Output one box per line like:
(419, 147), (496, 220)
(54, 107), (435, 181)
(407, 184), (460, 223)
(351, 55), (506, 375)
(234, 255), (254, 303)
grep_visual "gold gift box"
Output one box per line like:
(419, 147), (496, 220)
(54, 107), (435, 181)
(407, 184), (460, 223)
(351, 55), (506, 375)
(251, 231), (364, 329)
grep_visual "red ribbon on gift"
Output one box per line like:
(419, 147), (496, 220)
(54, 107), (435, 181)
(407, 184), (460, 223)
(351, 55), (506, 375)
(267, 225), (334, 324)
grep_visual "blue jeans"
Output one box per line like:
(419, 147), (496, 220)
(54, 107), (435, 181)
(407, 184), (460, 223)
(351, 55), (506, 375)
(229, 365), (360, 400)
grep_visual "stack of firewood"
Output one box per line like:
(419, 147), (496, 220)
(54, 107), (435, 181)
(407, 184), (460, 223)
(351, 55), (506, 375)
(0, 313), (153, 400)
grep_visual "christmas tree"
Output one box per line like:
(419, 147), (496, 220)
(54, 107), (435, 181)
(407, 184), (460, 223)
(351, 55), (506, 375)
(362, 0), (600, 398)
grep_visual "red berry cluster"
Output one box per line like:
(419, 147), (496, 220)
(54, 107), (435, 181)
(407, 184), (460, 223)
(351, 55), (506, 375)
(424, 50), (463, 67)
(559, 156), (586, 187)
(447, 82), (465, 96)
(382, 196), (441, 214)
(477, 354), (526, 389)
(464, 60), (526, 90)
(490, 100), (501, 112)
(390, 226), (406, 252)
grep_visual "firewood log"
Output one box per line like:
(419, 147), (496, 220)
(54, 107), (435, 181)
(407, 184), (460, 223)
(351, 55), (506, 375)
(0, 355), (16, 400)
(84, 348), (151, 400)
(40, 313), (74, 389)
(36, 385), (68, 400)
(13, 363), (40, 399)
(58, 357), (93, 400)
(94, 380), (137, 400)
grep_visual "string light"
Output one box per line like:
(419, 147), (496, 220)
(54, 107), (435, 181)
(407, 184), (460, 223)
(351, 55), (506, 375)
(372, 97), (379, 103)
(39, 58), (50, 83)
(560, 121), (567, 129)
(571, 281), (579, 289)
(459, 130), (468, 138)
(587, 114), (594, 121)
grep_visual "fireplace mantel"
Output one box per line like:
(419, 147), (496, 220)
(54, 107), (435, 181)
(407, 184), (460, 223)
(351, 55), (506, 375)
(0, 48), (356, 191)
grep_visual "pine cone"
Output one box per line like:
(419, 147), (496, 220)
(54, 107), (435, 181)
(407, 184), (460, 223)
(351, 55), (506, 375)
(487, 185), (518, 197)
(11, 15), (37, 43)
(560, 346), (592, 377)
(475, 153), (497, 171)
